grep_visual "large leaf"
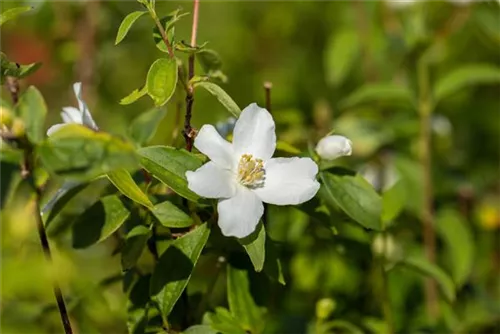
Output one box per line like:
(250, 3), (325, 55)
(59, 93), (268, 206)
(0, 6), (32, 26)
(37, 124), (138, 182)
(434, 64), (500, 104)
(263, 238), (286, 285)
(227, 266), (266, 333)
(151, 200), (193, 228)
(319, 171), (382, 231)
(121, 225), (151, 270)
(146, 58), (178, 106)
(397, 255), (456, 303)
(195, 81), (241, 117)
(107, 168), (153, 209)
(129, 107), (167, 146)
(205, 308), (247, 334)
(17, 86), (47, 143)
(138, 146), (203, 202)
(72, 195), (130, 248)
(120, 86), (147, 105)
(183, 325), (218, 334)
(339, 83), (415, 110)
(239, 222), (265, 272)
(115, 11), (147, 45)
(436, 209), (474, 287)
(150, 223), (210, 318)
(324, 29), (360, 86)
(381, 179), (407, 225)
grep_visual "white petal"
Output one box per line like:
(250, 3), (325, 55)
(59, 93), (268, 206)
(194, 125), (235, 169)
(186, 161), (236, 199)
(253, 157), (320, 205)
(232, 103), (276, 161)
(217, 186), (263, 238)
(61, 107), (82, 124)
(315, 135), (352, 160)
(47, 123), (68, 136)
(73, 82), (98, 130)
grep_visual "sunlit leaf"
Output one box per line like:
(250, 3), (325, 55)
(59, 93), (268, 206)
(0, 6), (32, 26)
(323, 320), (364, 334)
(1, 54), (41, 82)
(152, 200), (193, 228)
(150, 223), (210, 318)
(146, 58), (178, 106)
(129, 107), (167, 146)
(195, 81), (241, 117)
(17, 86), (47, 143)
(339, 83), (415, 110)
(115, 11), (147, 45)
(107, 168), (153, 209)
(239, 222), (265, 272)
(120, 85), (147, 105)
(183, 325), (217, 334)
(205, 308), (247, 334)
(138, 146), (203, 202)
(72, 195), (130, 248)
(121, 225), (151, 270)
(325, 29), (360, 86)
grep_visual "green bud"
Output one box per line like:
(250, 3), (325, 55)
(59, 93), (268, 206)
(0, 106), (13, 128)
(315, 298), (336, 320)
(10, 117), (25, 137)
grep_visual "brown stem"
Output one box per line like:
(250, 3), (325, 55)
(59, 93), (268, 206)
(150, 9), (175, 59)
(6, 76), (20, 104)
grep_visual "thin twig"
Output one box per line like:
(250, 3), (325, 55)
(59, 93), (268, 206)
(6, 77), (20, 104)
(148, 7), (175, 59)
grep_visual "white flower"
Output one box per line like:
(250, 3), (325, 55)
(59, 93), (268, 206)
(46, 82), (98, 136)
(186, 103), (320, 238)
(315, 135), (352, 160)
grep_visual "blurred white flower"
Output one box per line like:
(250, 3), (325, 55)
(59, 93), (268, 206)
(315, 135), (352, 161)
(360, 162), (399, 191)
(186, 103), (320, 238)
(46, 82), (98, 136)
(372, 233), (400, 260)
(432, 114), (452, 137)
(385, 0), (417, 9)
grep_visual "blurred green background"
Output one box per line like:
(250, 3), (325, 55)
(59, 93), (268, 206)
(1, 1), (500, 333)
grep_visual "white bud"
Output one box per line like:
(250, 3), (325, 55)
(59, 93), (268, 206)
(315, 135), (353, 161)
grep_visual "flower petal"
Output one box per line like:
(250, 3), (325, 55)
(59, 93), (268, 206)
(253, 157), (320, 205)
(315, 135), (352, 160)
(46, 123), (68, 136)
(194, 125), (235, 169)
(217, 186), (263, 238)
(73, 82), (98, 130)
(232, 103), (276, 161)
(186, 161), (236, 199)
(61, 107), (82, 124)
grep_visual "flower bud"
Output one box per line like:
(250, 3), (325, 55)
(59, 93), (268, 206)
(10, 118), (25, 137)
(315, 135), (352, 160)
(315, 298), (336, 320)
(0, 106), (13, 128)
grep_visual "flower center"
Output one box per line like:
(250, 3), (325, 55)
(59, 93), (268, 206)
(237, 154), (265, 188)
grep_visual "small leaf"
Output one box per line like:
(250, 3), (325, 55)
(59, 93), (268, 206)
(339, 83), (415, 110)
(17, 86), (47, 143)
(115, 11), (147, 45)
(152, 12), (187, 53)
(197, 49), (222, 73)
(205, 308), (247, 334)
(0, 6), (32, 26)
(0, 54), (41, 81)
(175, 41), (208, 54)
(195, 81), (241, 117)
(146, 58), (178, 106)
(152, 201), (193, 228)
(37, 124), (138, 182)
(138, 146), (203, 202)
(129, 107), (167, 146)
(323, 320), (364, 334)
(183, 325), (218, 334)
(436, 208), (475, 287)
(325, 29), (360, 86)
(107, 168), (153, 209)
(398, 254), (456, 302)
(381, 180), (407, 225)
(434, 64), (500, 104)
(227, 266), (266, 333)
(263, 238), (286, 285)
(319, 171), (382, 231)
(121, 225), (151, 270)
(120, 86), (147, 105)
(72, 195), (130, 248)
(239, 222), (265, 272)
(150, 223), (210, 318)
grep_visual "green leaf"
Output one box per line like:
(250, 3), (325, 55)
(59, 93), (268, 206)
(175, 41), (208, 54)
(183, 325), (217, 334)
(150, 223), (210, 318)
(436, 209), (474, 287)
(227, 266), (266, 333)
(120, 85), (147, 105)
(146, 58), (178, 106)
(37, 124), (138, 182)
(339, 83), (415, 110)
(129, 107), (167, 146)
(107, 168), (153, 209)
(434, 64), (500, 104)
(17, 86), (47, 143)
(205, 308), (247, 334)
(115, 11), (147, 45)
(398, 254), (456, 302)
(151, 201), (193, 228)
(0, 6), (32, 26)
(263, 238), (286, 285)
(275, 141), (301, 155)
(195, 81), (241, 117)
(197, 49), (222, 73)
(319, 171), (382, 231)
(152, 12), (187, 53)
(1, 54), (41, 81)
(239, 222), (265, 272)
(323, 320), (364, 334)
(138, 146), (203, 202)
(381, 180), (407, 225)
(121, 225), (151, 270)
(72, 195), (130, 248)
(325, 29), (360, 86)
(394, 157), (423, 215)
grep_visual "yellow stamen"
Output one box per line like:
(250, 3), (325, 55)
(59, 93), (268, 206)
(237, 154), (265, 187)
